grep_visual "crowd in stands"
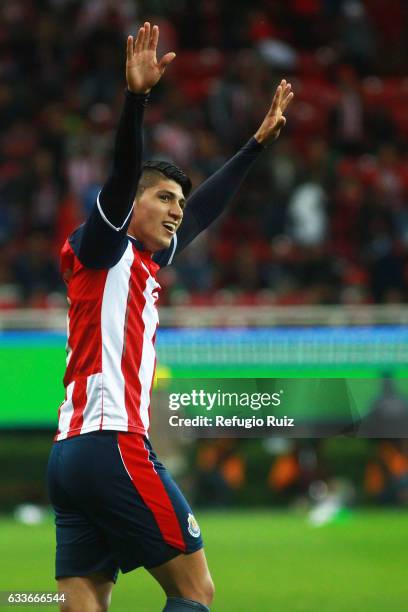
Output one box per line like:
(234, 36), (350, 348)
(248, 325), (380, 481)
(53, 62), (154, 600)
(1, 0), (408, 307)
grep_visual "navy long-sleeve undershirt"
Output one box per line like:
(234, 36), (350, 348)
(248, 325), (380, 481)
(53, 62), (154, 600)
(153, 136), (264, 266)
(99, 90), (148, 228)
(71, 91), (265, 269)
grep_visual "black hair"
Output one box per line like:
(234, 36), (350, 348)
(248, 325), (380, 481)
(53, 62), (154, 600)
(139, 160), (192, 198)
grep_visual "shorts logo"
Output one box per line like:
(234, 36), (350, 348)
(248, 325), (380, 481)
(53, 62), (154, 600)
(187, 513), (201, 538)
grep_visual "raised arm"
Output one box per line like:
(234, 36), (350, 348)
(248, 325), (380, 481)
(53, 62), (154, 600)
(74, 23), (175, 268)
(172, 80), (294, 256)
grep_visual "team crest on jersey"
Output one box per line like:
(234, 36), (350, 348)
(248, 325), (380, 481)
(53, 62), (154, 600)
(187, 513), (201, 538)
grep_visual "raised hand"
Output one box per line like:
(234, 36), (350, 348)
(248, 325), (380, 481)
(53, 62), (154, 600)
(254, 80), (294, 146)
(126, 22), (176, 94)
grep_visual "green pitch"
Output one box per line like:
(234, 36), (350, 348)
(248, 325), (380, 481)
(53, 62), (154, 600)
(0, 510), (407, 611)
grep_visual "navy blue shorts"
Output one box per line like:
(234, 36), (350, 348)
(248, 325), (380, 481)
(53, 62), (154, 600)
(47, 431), (203, 582)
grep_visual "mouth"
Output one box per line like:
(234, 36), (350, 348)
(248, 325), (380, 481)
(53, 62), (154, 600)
(162, 222), (177, 236)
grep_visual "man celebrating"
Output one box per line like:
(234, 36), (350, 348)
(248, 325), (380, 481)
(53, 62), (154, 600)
(47, 22), (293, 612)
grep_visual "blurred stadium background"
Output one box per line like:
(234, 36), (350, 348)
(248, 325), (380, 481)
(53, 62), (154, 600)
(1, 0), (408, 610)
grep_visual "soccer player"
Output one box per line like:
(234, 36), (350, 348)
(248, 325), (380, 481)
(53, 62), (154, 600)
(47, 22), (293, 612)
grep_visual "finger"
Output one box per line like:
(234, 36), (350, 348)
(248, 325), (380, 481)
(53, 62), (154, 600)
(280, 84), (292, 107)
(282, 82), (291, 98)
(158, 51), (176, 71)
(149, 24), (159, 50)
(274, 116), (286, 135)
(270, 85), (282, 116)
(278, 80), (285, 104)
(282, 91), (294, 112)
(135, 26), (144, 52)
(126, 36), (133, 61)
(143, 22), (150, 50)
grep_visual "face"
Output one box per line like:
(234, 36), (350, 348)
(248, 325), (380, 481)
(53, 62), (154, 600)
(128, 178), (186, 252)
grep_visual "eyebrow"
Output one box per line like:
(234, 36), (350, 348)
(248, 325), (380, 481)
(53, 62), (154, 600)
(159, 189), (186, 207)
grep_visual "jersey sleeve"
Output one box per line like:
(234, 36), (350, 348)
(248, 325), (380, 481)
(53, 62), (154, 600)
(72, 90), (149, 269)
(153, 137), (264, 267)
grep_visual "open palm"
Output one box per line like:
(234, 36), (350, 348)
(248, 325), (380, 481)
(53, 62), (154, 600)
(126, 22), (176, 94)
(255, 80), (294, 145)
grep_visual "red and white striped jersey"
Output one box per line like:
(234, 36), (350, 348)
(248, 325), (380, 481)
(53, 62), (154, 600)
(55, 236), (161, 441)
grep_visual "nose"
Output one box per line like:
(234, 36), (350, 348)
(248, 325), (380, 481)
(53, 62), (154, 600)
(169, 203), (183, 221)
